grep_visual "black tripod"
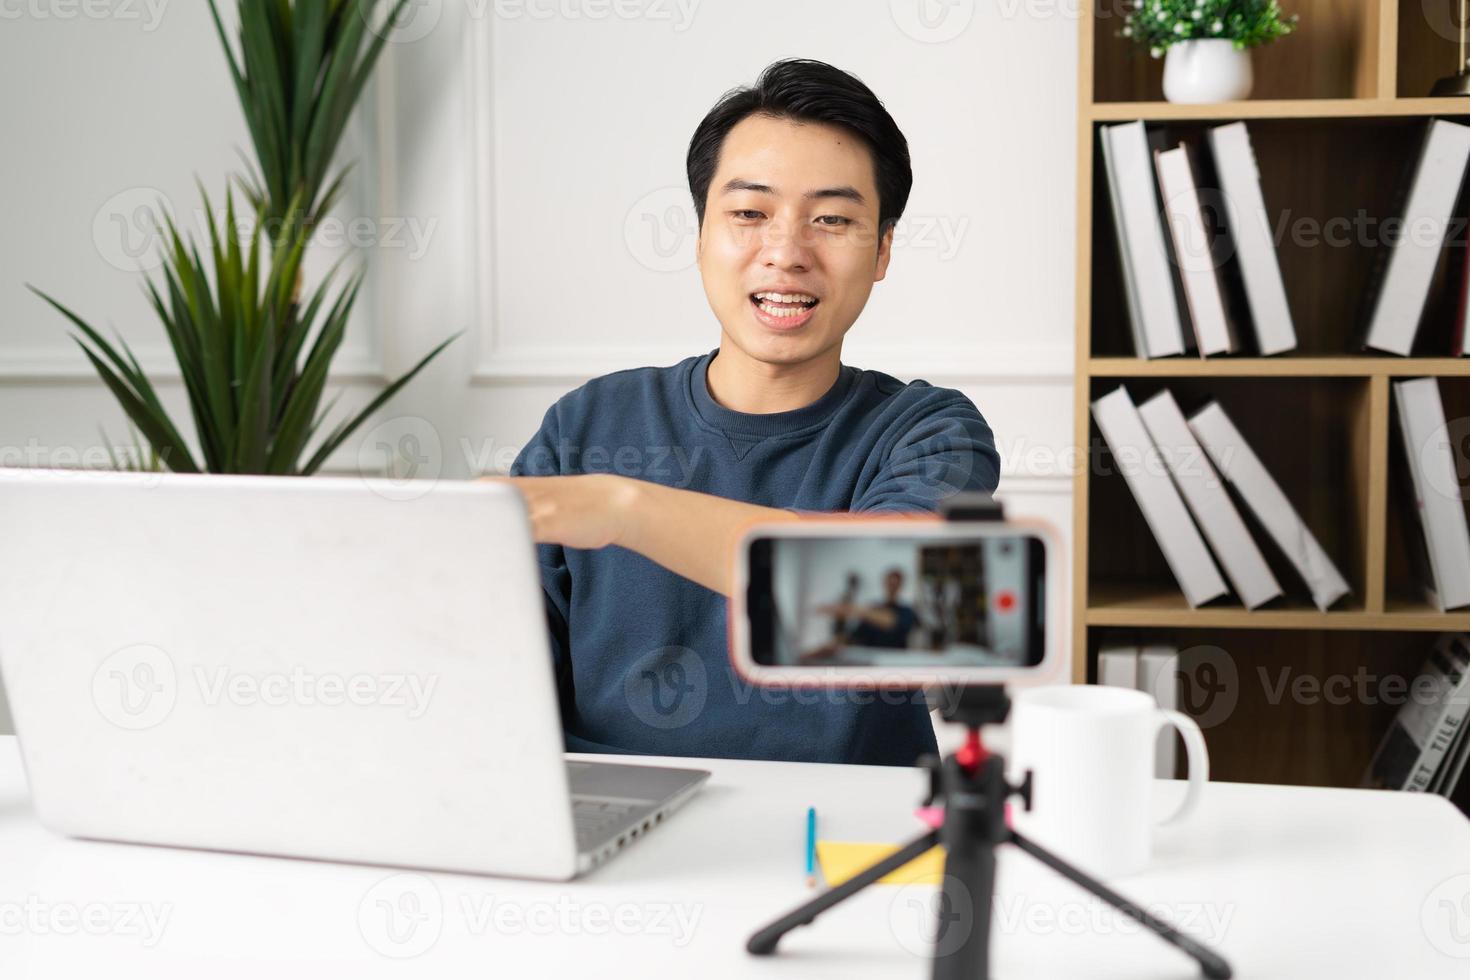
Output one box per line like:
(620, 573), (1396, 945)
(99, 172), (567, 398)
(746, 687), (1233, 980)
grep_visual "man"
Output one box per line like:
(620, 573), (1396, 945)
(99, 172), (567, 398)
(831, 568), (919, 651)
(496, 59), (1000, 765)
(802, 568), (920, 663)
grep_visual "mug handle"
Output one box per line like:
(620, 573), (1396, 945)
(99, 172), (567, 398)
(1154, 708), (1209, 826)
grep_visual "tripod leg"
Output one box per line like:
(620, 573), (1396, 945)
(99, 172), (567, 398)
(931, 817), (995, 980)
(746, 828), (942, 955)
(1010, 830), (1233, 980)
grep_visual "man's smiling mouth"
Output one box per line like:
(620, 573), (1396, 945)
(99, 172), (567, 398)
(749, 291), (820, 319)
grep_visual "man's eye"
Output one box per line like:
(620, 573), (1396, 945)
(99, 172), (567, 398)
(815, 215), (853, 227)
(730, 210), (764, 221)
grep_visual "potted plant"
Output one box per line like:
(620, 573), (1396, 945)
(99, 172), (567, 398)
(29, 0), (457, 475)
(1122, 0), (1298, 104)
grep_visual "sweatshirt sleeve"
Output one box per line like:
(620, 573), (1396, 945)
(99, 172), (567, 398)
(510, 403), (574, 698)
(851, 393), (1001, 514)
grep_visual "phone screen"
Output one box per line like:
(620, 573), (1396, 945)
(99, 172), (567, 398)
(746, 534), (1048, 669)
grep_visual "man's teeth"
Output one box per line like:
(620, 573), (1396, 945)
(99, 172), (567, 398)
(758, 302), (811, 318)
(754, 292), (817, 304)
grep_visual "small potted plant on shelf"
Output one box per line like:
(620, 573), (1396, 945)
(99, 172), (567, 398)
(1122, 0), (1298, 104)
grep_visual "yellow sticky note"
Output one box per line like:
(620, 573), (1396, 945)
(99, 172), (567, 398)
(815, 841), (946, 887)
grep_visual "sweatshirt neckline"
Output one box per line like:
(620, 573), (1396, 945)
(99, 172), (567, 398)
(688, 348), (856, 439)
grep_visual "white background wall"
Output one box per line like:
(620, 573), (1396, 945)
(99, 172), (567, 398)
(0, 0), (1080, 733)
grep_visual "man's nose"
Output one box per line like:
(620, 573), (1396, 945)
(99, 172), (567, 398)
(758, 218), (816, 271)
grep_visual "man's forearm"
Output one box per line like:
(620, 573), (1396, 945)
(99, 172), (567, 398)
(853, 606), (897, 629)
(615, 479), (800, 597)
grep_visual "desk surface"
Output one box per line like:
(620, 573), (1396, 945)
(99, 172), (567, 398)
(0, 736), (1467, 979)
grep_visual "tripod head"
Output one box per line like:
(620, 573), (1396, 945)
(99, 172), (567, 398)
(920, 685), (1033, 812)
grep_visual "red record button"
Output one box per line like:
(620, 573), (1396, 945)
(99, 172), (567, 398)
(994, 591), (1017, 613)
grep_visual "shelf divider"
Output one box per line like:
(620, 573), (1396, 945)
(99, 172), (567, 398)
(1087, 96), (1470, 122)
(1363, 375), (1389, 613)
(1088, 357), (1470, 378)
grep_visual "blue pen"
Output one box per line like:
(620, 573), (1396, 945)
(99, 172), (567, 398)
(805, 806), (817, 888)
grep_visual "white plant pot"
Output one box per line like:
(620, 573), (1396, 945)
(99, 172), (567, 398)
(1163, 39), (1253, 104)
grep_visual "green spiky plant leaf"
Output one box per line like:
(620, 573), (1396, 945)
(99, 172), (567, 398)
(31, 0), (457, 475)
(31, 187), (458, 475)
(100, 423), (162, 472)
(208, 0), (414, 226)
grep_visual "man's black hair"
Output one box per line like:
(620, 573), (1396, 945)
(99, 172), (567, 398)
(686, 58), (912, 238)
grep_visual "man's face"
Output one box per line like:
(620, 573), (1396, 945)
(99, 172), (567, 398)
(884, 571), (903, 599)
(696, 113), (893, 367)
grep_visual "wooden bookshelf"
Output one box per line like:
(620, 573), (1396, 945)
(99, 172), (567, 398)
(1072, 1), (1470, 787)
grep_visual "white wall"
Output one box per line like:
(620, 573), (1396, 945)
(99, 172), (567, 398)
(0, 0), (1080, 733)
(0, 3), (389, 459)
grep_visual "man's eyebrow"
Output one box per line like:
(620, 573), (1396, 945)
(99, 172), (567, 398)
(719, 179), (867, 205)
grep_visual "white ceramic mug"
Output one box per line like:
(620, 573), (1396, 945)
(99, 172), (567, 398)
(1007, 684), (1209, 878)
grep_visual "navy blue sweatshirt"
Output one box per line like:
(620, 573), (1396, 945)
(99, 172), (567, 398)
(510, 349), (1001, 766)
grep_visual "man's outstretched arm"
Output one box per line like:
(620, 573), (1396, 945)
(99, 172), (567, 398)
(483, 473), (799, 598)
(490, 389), (999, 599)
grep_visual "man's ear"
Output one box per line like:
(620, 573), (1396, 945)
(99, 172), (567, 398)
(873, 223), (894, 283)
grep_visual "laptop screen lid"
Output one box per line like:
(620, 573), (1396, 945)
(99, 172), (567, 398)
(0, 469), (578, 879)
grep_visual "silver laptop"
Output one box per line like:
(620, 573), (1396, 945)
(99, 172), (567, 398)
(0, 468), (707, 879)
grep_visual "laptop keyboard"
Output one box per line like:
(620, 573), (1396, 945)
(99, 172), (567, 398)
(572, 796), (639, 849)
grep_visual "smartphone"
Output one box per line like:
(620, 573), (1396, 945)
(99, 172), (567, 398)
(729, 516), (1064, 688)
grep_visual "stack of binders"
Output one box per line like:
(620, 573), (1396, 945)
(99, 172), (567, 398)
(1091, 386), (1349, 611)
(1099, 120), (1298, 359)
(1102, 116), (1470, 360)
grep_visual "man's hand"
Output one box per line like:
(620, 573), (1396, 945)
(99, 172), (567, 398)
(480, 473), (800, 597)
(482, 474), (638, 551)
(814, 602), (896, 630)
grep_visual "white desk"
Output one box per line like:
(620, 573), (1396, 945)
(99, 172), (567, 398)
(0, 735), (1467, 979)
